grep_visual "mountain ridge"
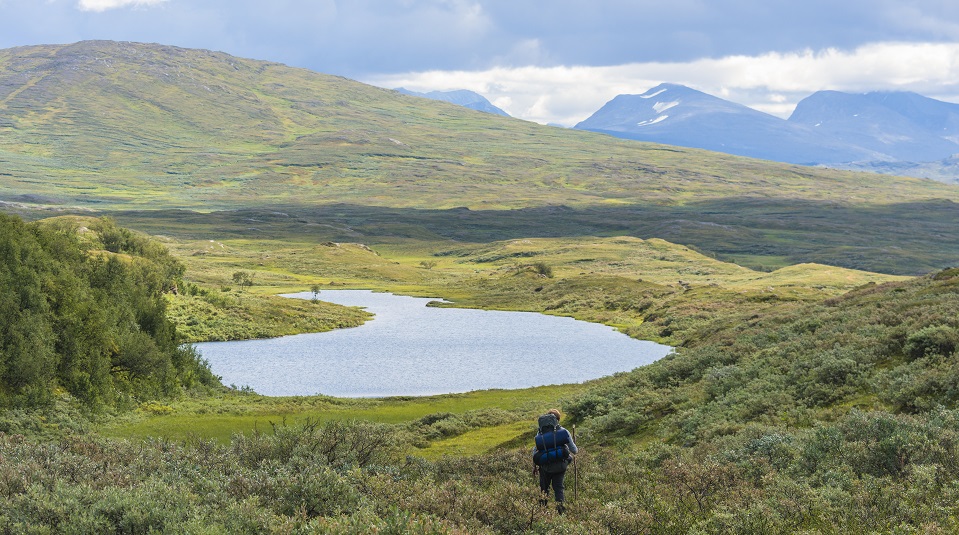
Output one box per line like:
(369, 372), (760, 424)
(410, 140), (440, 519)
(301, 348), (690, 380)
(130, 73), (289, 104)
(789, 89), (959, 162)
(575, 83), (959, 179)
(574, 83), (884, 164)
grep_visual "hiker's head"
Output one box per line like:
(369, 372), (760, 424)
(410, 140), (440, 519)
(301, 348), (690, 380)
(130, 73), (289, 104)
(547, 408), (562, 421)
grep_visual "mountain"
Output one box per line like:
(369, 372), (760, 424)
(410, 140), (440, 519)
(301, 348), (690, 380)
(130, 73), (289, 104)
(574, 83), (881, 164)
(3, 41), (940, 212)
(788, 90), (959, 162)
(3, 41), (959, 275)
(826, 154), (959, 185)
(395, 88), (510, 116)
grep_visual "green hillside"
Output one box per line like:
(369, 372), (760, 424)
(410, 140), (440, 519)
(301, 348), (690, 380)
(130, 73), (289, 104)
(0, 214), (218, 408)
(2, 41), (959, 273)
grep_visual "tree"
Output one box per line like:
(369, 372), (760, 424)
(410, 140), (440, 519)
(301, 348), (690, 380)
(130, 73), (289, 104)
(531, 262), (554, 278)
(232, 271), (255, 290)
(0, 214), (218, 409)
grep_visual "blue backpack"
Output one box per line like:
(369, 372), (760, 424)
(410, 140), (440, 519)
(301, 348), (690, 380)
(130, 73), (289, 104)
(533, 414), (571, 467)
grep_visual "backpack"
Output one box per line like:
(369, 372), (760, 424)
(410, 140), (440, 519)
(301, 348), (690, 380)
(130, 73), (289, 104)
(538, 413), (559, 434)
(533, 414), (571, 468)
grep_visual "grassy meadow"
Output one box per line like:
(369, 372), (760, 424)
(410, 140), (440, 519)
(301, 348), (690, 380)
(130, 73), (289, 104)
(84, 210), (904, 454)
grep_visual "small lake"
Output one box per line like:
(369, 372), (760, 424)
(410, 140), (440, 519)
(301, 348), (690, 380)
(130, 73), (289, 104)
(195, 290), (673, 397)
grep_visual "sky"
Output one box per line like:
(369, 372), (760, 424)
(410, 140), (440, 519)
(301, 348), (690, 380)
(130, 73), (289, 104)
(3, 0), (959, 125)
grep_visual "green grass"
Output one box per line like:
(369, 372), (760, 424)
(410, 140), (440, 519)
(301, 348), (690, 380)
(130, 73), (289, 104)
(6, 41), (959, 533)
(418, 420), (533, 459)
(166, 290), (370, 342)
(1, 40), (950, 459)
(99, 384), (581, 445)
(90, 218), (905, 447)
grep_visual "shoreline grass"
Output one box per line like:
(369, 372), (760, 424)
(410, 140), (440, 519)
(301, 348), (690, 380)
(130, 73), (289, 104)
(98, 384), (583, 447)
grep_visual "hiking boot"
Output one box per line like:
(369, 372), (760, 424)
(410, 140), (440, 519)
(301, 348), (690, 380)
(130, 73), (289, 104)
(539, 498), (549, 507)
(556, 503), (566, 515)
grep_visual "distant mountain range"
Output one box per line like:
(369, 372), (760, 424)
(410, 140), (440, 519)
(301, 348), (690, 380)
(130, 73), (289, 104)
(575, 84), (959, 182)
(395, 88), (510, 117)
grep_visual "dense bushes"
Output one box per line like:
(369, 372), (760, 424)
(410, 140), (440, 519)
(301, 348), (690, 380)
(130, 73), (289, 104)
(566, 272), (959, 443)
(533, 270), (959, 531)
(0, 214), (217, 409)
(0, 420), (467, 534)
(7, 410), (959, 534)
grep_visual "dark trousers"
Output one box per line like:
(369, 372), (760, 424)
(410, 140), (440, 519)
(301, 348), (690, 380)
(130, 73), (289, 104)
(539, 468), (567, 502)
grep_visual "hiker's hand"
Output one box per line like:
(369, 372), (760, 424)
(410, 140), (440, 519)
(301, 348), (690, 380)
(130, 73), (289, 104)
(532, 466), (539, 476)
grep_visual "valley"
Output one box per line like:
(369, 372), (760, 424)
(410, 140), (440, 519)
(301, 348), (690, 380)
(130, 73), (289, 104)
(2, 41), (959, 532)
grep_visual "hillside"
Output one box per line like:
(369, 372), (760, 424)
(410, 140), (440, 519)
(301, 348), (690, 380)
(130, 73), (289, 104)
(0, 214), (218, 407)
(3, 41), (959, 275)
(0, 40), (954, 211)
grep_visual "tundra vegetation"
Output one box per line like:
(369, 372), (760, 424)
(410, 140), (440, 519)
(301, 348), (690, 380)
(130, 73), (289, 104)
(4, 213), (959, 533)
(4, 41), (959, 533)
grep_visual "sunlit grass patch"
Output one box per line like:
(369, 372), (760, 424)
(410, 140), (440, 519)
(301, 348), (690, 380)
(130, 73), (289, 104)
(99, 385), (582, 443)
(414, 420), (533, 459)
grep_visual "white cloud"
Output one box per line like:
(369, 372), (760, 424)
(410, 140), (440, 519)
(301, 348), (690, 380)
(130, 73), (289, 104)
(364, 42), (959, 126)
(77, 0), (166, 12)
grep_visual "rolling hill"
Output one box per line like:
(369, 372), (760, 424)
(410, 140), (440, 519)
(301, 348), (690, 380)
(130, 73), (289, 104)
(6, 41), (959, 535)
(2, 41), (959, 274)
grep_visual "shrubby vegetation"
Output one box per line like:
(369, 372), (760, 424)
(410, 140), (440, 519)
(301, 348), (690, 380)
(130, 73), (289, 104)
(166, 289), (370, 343)
(565, 271), (959, 441)
(0, 214), (217, 409)
(7, 407), (959, 533)
(552, 270), (959, 532)
(8, 212), (959, 532)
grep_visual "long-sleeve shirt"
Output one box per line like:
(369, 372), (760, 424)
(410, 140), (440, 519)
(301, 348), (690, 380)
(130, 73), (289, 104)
(562, 427), (578, 454)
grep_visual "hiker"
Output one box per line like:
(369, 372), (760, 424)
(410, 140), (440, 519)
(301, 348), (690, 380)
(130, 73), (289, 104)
(532, 408), (578, 513)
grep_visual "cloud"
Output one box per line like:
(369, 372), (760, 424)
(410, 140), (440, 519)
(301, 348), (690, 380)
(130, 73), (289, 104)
(77, 0), (166, 13)
(5, 1), (959, 79)
(365, 42), (959, 126)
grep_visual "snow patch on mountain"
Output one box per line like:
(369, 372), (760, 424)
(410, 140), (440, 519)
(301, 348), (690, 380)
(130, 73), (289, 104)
(637, 115), (668, 127)
(653, 100), (680, 113)
(640, 88), (667, 99)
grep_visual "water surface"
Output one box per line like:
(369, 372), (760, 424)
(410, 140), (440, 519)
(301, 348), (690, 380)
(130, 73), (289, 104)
(195, 290), (672, 397)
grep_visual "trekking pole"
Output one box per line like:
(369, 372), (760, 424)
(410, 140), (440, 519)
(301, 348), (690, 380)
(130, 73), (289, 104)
(572, 424), (578, 503)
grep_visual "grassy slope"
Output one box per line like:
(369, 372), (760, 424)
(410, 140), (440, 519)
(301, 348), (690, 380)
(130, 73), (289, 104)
(2, 42), (959, 274)
(5, 42), (959, 533)
(1, 41), (949, 211)
(98, 384), (580, 446)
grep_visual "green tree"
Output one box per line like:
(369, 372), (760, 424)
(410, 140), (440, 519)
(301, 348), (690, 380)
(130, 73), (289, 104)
(232, 271), (255, 290)
(0, 214), (218, 409)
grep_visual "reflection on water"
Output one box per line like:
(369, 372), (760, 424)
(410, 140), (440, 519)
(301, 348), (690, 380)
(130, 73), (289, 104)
(195, 290), (673, 397)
